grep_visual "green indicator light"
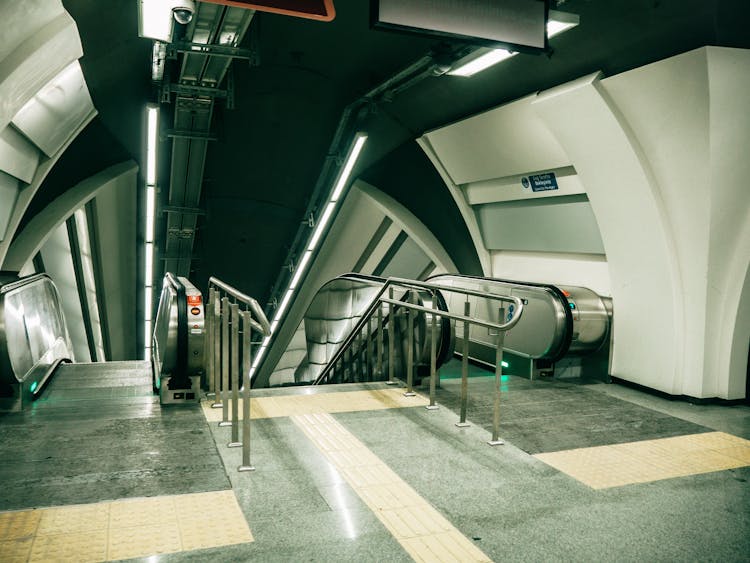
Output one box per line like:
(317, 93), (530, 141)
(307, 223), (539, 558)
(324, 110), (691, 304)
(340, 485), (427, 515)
(501, 375), (509, 382)
(501, 361), (509, 368)
(30, 381), (38, 393)
(569, 302), (576, 309)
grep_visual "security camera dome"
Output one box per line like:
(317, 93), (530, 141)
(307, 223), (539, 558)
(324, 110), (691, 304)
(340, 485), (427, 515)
(173, 8), (193, 25)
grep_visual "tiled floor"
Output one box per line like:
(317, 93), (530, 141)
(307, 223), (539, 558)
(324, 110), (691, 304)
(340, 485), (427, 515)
(293, 412), (491, 563)
(535, 431), (750, 489)
(0, 490), (253, 562)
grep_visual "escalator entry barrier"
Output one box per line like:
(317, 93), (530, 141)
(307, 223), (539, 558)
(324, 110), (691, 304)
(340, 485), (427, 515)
(152, 273), (205, 404)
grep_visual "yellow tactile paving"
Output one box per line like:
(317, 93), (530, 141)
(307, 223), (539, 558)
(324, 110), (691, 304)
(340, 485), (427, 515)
(0, 510), (41, 541)
(535, 431), (750, 489)
(0, 490), (253, 562)
(292, 412), (492, 563)
(201, 388), (429, 422)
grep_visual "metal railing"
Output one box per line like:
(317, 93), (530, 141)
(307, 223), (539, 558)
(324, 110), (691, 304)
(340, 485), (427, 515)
(205, 277), (270, 471)
(315, 276), (524, 445)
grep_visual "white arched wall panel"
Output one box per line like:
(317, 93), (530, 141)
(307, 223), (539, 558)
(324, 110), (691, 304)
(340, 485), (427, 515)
(417, 137), (491, 275)
(533, 72), (683, 395)
(4, 162), (138, 271)
(706, 48), (750, 398)
(355, 180), (456, 274)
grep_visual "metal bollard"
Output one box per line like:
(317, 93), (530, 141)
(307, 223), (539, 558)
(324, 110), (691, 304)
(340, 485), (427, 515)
(229, 303), (241, 447)
(377, 305), (384, 379)
(426, 291), (439, 410)
(456, 300), (471, 427)
(219, 297), (231, 426)
(206, 287), (215, 398)
(488, 306), (506, 446)
(404, 291), (416, 397)
(387, 289), (396, 385)
(239, 310), (255, 472)
(211, 291), (222, 408)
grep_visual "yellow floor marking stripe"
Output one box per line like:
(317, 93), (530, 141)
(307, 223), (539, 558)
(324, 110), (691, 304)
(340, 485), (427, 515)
(201, 388), (429, 422)
(0, 490), (253, 562)
(292, 412), (492, 563)
(535, 431), (750, 489)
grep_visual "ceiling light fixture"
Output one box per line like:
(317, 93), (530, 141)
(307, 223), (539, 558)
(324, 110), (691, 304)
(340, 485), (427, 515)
(448, 10), (579, 78)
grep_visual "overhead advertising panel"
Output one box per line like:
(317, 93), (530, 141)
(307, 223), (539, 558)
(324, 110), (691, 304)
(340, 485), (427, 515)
(201, 0), (336, 21)
(373, 0), (548, 52)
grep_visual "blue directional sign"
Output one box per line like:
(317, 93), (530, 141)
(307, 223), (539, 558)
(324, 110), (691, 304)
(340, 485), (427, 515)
(529, 172), (558, 192)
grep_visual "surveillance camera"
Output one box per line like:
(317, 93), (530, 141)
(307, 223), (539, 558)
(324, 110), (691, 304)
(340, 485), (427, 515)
(171, 0), (195, 25)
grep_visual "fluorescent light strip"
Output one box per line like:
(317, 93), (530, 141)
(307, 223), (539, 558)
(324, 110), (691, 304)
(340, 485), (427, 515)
(330, 134), (368, 202)
(146, 106), (158, 185)
(144, 319), (152, 349)
(145, 243), (154, 285)
(307, 202), (336, 251)
(273, 289), (294, 322)
(448, 48), (516, 77)
(146, 186), (156, 242)
(144, 285), (153, 321)
(289, 250), (312, 289)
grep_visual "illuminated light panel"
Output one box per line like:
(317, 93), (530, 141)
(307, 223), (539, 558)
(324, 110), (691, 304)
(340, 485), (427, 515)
(501, 361), (509, 368)
(547, 9), (580, 38)
(448, 11), (578, 78)
(138, 0), (175, 43)
(307, 202), (336, 251)
(144, 286), (153, 323)
(146, 186), (156, 242)
(448, 48), (516, 77)
(144, 320), (152, 348)
(330, 134), (368, 202)
(145, 243), (154, 286)
(146, 106), (158, 185)
(289, 251), (312, 289)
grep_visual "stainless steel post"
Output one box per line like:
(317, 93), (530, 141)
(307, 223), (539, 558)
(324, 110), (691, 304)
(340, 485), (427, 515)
(488, 306), (506, 446)
(239, 310), (255, 472)
(206, 287), (215, 398)
(219, 297), (231, 427)
(376, 305), (383, 379)
(387, 288), (396, 385)
(404, 291), (416, 397)
(229, 303), (241, 447)
(426, 290), (439, 410)
(211, 292), (222, 408)
(456, 300), (471, 427)
(366, 315), (373, 381)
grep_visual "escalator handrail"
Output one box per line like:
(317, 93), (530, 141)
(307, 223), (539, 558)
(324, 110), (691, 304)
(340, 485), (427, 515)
(165, 273), (189, 382)
(208, 276), (271, 336)
(426, 273), (574, 362)
(0, 273), (52, 295)
(313, 275), (525, 385)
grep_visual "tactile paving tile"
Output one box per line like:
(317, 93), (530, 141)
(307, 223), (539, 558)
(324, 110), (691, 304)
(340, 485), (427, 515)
(0, 510), (40, 540)
(535, 431), (750, 489)
(0, 537), (34, 563)
(107, 523), (181, 561)
(0, 490), (254, 562)
(29, 530), (108, 563)
(37, 503), (110, 535)
(293, 412), (492, 563)
(201, 388), (429, 422)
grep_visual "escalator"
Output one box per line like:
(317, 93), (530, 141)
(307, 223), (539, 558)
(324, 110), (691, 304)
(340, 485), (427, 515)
(0, 273), (74, 409)
(263, 273), (611, 388)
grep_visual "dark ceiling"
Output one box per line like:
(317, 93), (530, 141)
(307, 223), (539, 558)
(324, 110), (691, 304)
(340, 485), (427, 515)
(44, 0), (746, 304)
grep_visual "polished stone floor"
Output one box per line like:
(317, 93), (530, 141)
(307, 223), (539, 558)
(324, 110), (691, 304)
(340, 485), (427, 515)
(0, 361), (748, 562)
